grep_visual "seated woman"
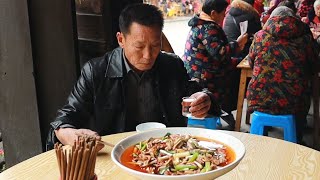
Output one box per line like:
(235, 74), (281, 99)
(297, 0), (315, 18)
(303, 0), (320, 42)
(182, 0), (248, 129)
(260, 0), (284, 26)
(246, 6), (319, 144)
(278, 0), (297, 13)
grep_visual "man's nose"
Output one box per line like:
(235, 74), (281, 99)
(143, 47), (152, 60)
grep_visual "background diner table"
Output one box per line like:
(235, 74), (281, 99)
(1, 130), (320, 180)
(235, 58), (252, 132)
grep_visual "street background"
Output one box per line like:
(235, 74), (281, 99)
(163, 17), (191, 57)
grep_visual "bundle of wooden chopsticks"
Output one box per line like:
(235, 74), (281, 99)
(54, 136), (99, 180)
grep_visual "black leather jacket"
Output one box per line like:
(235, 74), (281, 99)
(46, 47), (220, 150)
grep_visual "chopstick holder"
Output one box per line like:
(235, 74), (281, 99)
(54, 136), (99, 180)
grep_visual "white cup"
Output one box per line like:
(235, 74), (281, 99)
(136, 122), (166, 132)
(182, 97), (195, 117)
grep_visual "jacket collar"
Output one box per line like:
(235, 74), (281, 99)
(105, 47), (125, 78)
(199, 11), (214, 22)
(230, 0), (260, 19)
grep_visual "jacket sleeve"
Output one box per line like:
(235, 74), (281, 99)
(223, 14), (240, 42)
(53, 61), (95, 128)
(201, 25), (239, 65)
(202, 88), (222, 116)
(247, 31), (263, 69)
(178, 55), (221, 116)
(46, 61), (95, 150)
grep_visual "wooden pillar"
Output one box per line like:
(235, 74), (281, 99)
(0, 0), (142, 167)
(0, 0), (42, 167)
(28, 0), (78, 149)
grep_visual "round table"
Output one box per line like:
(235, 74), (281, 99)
(1, 131), (320, 179)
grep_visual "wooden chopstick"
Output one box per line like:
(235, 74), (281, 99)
(97, 140), (115, 147)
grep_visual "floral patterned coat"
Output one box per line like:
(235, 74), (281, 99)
(246, 15), (319, 115)
(182, 15), (239, 110)
(297, 0), (315, 18)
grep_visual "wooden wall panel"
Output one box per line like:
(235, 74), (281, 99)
(0, 0), (42, 167)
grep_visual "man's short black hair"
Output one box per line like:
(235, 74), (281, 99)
(119, 3), (164, 35)
(202, 0), (229, 14)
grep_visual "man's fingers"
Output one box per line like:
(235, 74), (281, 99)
(192, 110), (208, 118)
(95, 135), (102, 141)
(190, 103), (210, 117)
(190, 101), (210, 112)
(191, 95), (206, 106)
(191, 105), (210, 117)
(76, 129), (101, 140)
(190, 95), (210, 111)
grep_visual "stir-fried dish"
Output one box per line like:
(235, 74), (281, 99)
(121, 133), (235, 175)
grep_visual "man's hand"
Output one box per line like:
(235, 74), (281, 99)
(188, 92), (211, 118)
(237, 33), (248, 51)
(55, 128), (101, 146)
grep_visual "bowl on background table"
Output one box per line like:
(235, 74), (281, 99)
(135, 122), (166, 132)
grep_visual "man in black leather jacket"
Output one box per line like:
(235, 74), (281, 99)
(46, 3), (220, 150)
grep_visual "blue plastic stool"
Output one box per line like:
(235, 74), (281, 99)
(188, 116), (221, 129)
(250, 111), (297, 143)
(217, 118), (222, 127)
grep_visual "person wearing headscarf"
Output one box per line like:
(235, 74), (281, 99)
(297, 0), (315, 18)
(223, 0), (262, 60)
(183, 0), (248, 129)
(246, 6), (319, 144)
(302, 0), (320, 42)
(277, 0), (297, 13)
(260, 0), (284, 26)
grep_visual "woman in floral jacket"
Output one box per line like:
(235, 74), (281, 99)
(183, 0), (248, 128)
(297, 0), (315, 18)
(246, 6), (319, 143)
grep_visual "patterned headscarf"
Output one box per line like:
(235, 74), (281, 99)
(270, 6), (296, 17)
(267, 0), (283, 14)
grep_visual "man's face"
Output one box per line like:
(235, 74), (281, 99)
(117, 22), (162, 73)
(315, 5), (320, 17)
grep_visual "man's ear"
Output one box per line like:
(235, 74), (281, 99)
(210, 10), (217, 17)
(116, 32), (125, 48)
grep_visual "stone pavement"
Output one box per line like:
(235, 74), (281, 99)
(164, 15), (192, 23)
